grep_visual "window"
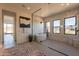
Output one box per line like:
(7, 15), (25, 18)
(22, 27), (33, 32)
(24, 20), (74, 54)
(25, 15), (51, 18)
(53, 20), (60, 33)
(4, 23), (13, 33)
(64, 16), (76, 35)
(46, 22), (50, 32)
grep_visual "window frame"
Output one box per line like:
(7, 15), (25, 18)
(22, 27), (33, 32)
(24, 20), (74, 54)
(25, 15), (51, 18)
(64, 16), (77, 35)
(53, 20), (61, 34)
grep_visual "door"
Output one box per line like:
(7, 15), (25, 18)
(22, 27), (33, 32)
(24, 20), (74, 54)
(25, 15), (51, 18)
(3, 15), (15, 48)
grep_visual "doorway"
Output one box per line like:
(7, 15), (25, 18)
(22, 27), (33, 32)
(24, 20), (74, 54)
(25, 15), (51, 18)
(3, 10), (16, 48)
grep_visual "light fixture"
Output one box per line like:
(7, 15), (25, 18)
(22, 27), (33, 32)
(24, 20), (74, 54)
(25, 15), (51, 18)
(40, 22), (42, 24)
(22, 5), (31, 10)
(27, 7), (31, 10)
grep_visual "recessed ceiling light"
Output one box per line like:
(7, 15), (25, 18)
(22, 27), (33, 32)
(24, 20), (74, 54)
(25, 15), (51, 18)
(22, 5), (31, 10)
(27, 7), (31, 10)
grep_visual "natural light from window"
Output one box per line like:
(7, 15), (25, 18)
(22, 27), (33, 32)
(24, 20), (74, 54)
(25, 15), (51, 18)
(64, 17), (76, 34)
(46, 22), (50, 33)
(53, 20), (60, 33)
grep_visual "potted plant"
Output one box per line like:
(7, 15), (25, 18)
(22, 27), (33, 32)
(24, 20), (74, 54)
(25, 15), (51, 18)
(28, 35), (33, 42)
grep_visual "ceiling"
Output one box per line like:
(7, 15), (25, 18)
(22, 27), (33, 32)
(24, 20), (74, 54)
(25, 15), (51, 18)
(1, 3), (79, 18)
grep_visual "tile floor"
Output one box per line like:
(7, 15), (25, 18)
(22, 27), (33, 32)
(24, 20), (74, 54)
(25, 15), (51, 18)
(0, 42), (64, 56)
(40, 39), (79, 56)
(0, 39), (79, 56)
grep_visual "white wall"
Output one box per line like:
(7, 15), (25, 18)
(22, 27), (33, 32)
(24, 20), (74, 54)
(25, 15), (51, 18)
(0, 4), (44, 46)
(33, 16), (44, 35)
(0, 4), (31, 45)
(33, 22), (44, 35)
(32, 16), (46, 42)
